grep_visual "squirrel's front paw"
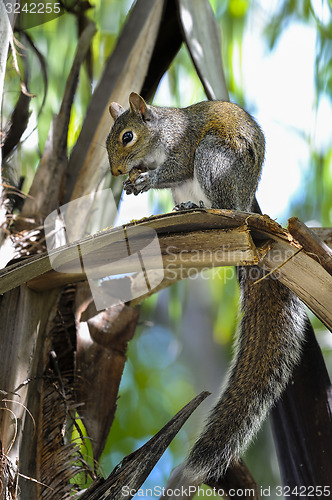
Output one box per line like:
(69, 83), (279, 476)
(123, 178), (135, 195)
(133, 171), (152, 194)
(123, 172), (151, 195)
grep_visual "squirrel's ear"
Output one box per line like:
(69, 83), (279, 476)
(109, 102), (125, 121)
(129, 92), (151, 120)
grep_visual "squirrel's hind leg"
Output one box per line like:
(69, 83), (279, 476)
(173, 200), (206, 211)
(194, 136), (253, 211)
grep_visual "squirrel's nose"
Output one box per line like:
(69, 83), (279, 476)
(111, 166), (123, 176)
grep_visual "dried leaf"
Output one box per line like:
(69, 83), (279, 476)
(79, 392), (210, 500)
(177, 0), (228, 100)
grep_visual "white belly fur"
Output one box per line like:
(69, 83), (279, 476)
(171, 176), (212, 207)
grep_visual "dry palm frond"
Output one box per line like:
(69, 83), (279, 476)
(0, 447), (18, 500)
(37, 377), (93, 499)
(37, 286), (95, 499)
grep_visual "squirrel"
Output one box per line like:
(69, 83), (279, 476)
(106, 93), (307, 487)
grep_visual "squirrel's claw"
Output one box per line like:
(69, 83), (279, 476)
(173, 200), (205, 211)
(123, 178), (135, 195)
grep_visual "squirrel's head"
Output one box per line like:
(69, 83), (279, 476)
(106, 92), (160, 176)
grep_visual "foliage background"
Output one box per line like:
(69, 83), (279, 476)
(3, 0), (332, 497)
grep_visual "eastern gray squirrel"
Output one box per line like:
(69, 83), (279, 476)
(106, 93), (306, 486)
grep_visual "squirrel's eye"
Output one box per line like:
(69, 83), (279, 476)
(122, 131), (134, 145)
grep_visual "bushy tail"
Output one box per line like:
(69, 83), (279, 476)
(185, 266), (307, 483)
